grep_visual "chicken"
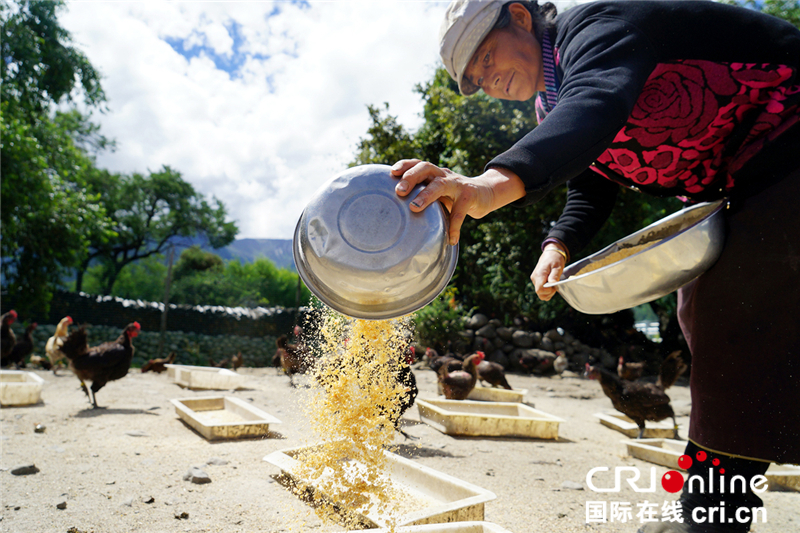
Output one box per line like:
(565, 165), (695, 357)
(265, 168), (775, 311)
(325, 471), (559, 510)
(29, 355), (53, 370)
(231, 351), (244, 370)
(429, 350), (464, 374)
(208, 357), (229, 368)
(4, 323), (37, 368)
(585, 351), (687, 439)
(276, 334), (311, 387)
(141, 351), (176, 373)
(656, 350), (688, 390)
(45, 316), (73, 374)
(617, 356), (645, 381)
(553, 351), (569, 375)
(476, 353), (512, 389)
(60, 322), (141, 409)
(438, 351), (485, 400)
(1, 310), (18, 364)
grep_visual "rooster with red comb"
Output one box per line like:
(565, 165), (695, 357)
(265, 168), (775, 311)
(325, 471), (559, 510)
(60, 322), (141, 409)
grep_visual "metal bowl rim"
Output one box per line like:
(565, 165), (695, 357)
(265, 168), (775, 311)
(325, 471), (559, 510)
(293, 203), (459, 320)
(546, 199), (726, 287)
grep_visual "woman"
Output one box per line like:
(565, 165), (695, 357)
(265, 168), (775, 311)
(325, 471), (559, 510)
(392, 1), (800, 532)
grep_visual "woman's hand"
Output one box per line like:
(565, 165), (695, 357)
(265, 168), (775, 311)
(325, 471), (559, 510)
(531, 245), (567, 301)
(391, 159), (526, 245)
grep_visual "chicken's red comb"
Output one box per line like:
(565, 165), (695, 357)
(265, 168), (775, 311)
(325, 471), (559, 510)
(133, 321), (141, 329)
(9, 310), (17, 318)
(66, 316), (73, 323)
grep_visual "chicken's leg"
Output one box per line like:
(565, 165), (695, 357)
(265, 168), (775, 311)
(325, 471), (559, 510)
(672, 416), (680, 440)
(636, 421), (646, 439)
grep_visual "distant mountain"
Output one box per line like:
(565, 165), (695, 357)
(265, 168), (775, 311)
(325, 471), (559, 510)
(214, 238), (296, 271)
(171, 236), (296, 271)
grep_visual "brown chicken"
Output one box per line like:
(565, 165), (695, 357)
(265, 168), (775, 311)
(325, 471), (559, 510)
(586, 351), (687, 439)
(1, 310), (18, 364)
(46, 316), (73, 374)
(60, 322), (141, 408)
(141, 351), (176, 373)
(231, 351), (244, 370)
(276, 334), (311, 387)
(4, 323), (37, 368)
(476, 353), (512, 389)
(438, 351), (485, 400)
(617, 356), (645, 381)
(208, 356), (229, 368)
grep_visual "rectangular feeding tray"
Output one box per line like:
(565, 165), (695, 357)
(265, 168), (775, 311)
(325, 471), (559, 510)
(417, 399), (563, 439)
(466, 385), (527, 403)
(165, 364), (244, 390)
(264, 443), (496, 528)
(624, 438), (800, 492)
(363, 522), (513, 532)
(0, 370), (45, 406)
(595, 411), (679, 439)
(171, 396), (280, 440)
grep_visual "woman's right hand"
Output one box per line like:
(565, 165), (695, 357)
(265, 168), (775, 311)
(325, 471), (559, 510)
(391, 159), (526, 246)
(531, 246), (567, 301)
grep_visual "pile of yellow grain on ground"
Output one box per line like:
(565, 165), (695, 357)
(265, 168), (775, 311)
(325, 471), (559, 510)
(290, 308), (416, 530)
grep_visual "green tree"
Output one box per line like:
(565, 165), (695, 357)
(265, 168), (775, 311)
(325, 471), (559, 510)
(75, 167), (239, 294)
(1, 0), (113, 314)
(170, 251), (311, 308)
(725, 0), (800, 28)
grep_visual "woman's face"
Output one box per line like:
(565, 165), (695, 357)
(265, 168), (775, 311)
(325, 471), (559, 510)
(463, 4), (544, 101)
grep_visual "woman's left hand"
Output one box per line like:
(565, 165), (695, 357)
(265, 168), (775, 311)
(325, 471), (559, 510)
(391, 159), (525, 246)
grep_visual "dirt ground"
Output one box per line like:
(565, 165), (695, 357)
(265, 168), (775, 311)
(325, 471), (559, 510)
(1, 366), (797, 533)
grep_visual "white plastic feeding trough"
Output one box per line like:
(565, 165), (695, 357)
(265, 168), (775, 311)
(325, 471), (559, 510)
(264, 444), (496, 528)
(417, 399), (563, 439)
(363, 522), (514, 533)
(165, 364), (245, 390)
(466, 385), (527, 403)
(171, 396), (280, 440)
(594, 411), (678, 439)
(624, 438), (800, 492)
(0, 370), (45, 406)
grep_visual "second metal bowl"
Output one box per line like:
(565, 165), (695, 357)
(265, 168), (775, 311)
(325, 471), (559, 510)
(546, 200), (727, 315)
(293, 164), (458, 320)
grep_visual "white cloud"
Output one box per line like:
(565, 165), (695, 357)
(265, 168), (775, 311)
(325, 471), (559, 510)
(61, 0), (449, 240)
(61, 1), (583, 240)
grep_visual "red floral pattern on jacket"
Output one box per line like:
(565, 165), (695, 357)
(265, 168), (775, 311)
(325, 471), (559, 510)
(594, 60), (800, 196)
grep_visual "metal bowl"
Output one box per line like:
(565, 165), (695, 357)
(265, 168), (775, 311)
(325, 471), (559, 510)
(293, 164), (458, 320)
(546, 199), (727, 315)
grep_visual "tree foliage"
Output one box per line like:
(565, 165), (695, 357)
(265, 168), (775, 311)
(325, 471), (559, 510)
(169, 248), (310, 308)
(1, 0), (113, 314)
(75, 167), (239, 294)
(725, 0), (800, 28)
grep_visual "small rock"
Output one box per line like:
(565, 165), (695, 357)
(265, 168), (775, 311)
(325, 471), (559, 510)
(561, 480), (584, 490)
(206, 457), (228, 466)
(183, 467), (211, 484)
(475, 324), (497, 339)
(34, 424), (46, 433)
(511, 330), (535, 348)
(466, 313), (489, 329)
(125, 430), (148, 437)
(174, 511), (189, 520)
(56, 501), (67, 510)
(10, 464), (39, 476)
(143, 496), (155, 504)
